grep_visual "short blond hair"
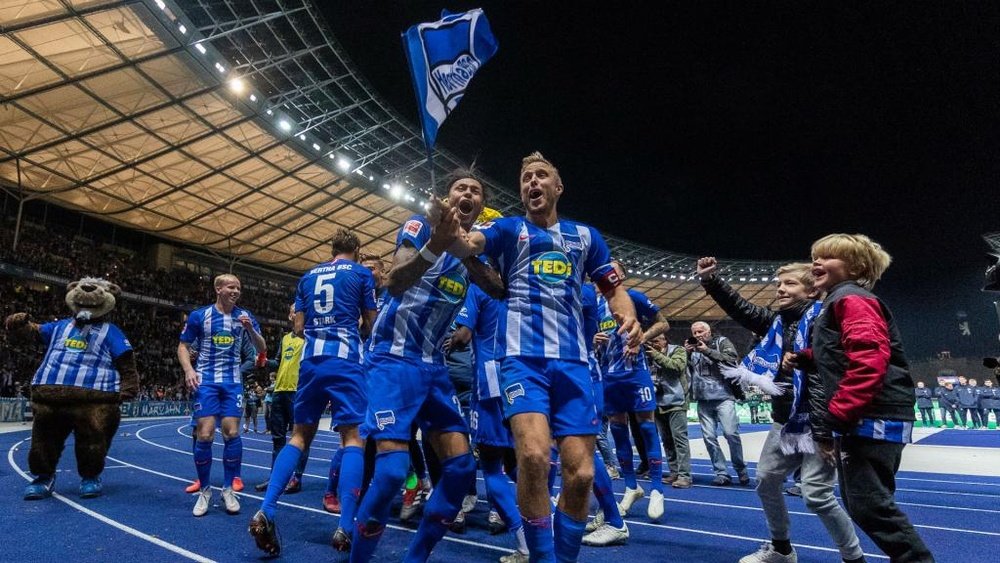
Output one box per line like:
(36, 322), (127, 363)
(774, 262), (815, 289)
(521, 151), (560, 180)
(810, 234), (891, 289)
(214, 273), (240, 288)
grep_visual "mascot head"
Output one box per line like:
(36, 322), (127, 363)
(65, 277), (120, 322)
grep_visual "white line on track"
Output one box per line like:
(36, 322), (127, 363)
(101, 454), (509, 554)
(129, 422), (903, 557)
(6, 439), (216, 563)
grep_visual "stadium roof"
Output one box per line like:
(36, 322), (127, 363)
(0, 0), (789, 319)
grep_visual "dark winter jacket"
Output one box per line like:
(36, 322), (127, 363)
(802, 281), (916, 440)
(701, 275), (814, 424)
(914, 387), (934, 409)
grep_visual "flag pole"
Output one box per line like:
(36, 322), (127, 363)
(427, 148), (435, 202)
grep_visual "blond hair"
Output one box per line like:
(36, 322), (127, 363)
(521, 151), (560, 180)
(774, 262), (815, 289)
(214, 273), (240, 288)
(810, 234), (892, 289)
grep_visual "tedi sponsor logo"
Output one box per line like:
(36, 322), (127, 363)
(436, 271), (468, 304)
(531, 251), (573, 285)
(212, 331), (235, 349)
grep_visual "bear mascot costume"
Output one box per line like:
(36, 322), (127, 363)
(4, 277), (138, 499)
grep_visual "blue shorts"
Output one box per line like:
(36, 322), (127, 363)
(471, 396), (514, 448)
(603, 370), (656, 414)
(364, 352), (468, 441)
(499, 356), (600, 437)
(295, 356), (367, 429)
(193, 382), (243, 419)
(592, 379), (605, 417)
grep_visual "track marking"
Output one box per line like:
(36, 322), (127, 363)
(6, 439), (216, 563)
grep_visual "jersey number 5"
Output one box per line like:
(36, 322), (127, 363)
(314, 273), (336, 314)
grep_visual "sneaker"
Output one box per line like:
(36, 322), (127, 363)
(784, 485), (802, 497)
(221, 486), (240, 514)
(323, 492), (342, 514)
(617, 485), (644, 516)
(581, 523), (630, 546)
(185, 479), (201, 494)
(80, 478), (103, 499)
(284, 475), (302, 494)
(499, 551), (530, 563)
(461, 493), (478, 513)
(647, 489), (664, 520)
(711, 475), (732, 486)
(248, 510), (281, 556)
(331, 527), (351, 552)
(606, 465), (621, 480)
(449, 509), (467, 534)
(254, 481), (269, 493)
(488, 510), (507, 535)
(738, 472), (752, 487)
(192, 487), (213, 517)
(585, 509), (605, 533)
(739, 542), (797, 563)
(672, 477), (692, 489)
(662, 473), (678, 485)
(232, 476), (244, 492)
(24, 475), (55, 500)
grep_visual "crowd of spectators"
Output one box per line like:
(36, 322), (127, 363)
(1, 272), (287, 399)
(0, 219), (293, 320)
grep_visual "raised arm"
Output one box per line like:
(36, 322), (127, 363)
(3, 312), (41, 343)
(463, 256), (505, 299)
(698, 257), (775, 336)
(386, 208), (461, 297)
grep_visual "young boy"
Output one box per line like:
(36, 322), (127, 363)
(698, 258), (863, 563)
(787, 234), (933, 563)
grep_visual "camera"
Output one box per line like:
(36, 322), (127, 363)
(686, 337), (700, 346)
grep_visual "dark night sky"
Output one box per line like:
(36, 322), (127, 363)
(322, 2), (1000, 359)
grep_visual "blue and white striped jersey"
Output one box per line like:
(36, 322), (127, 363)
(295, 258), (377, 363)
(33, 319), (132, 392)
(477, 216), (616, 363)
(179, 305), (261, 384)
(454, 283), (501, 400)
(369, 215), (469, 364)
(597, 288), (660, 376)
(581, 283), (602, 381)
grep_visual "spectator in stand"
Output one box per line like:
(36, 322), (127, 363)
(646, 334), (691, 489)
(914, 382), (935, 427)
(980, 379), (999, 429)
(956, 378), (982, 429)
(936, 382), (960, 427)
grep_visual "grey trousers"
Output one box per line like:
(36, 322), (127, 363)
(755, 424), (863, 560)
(697, 399), (746, 476)
(655, 408), (691, 478)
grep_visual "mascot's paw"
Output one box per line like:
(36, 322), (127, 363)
(24, 475), (55, 500)
(4, 312), (31, 330)
(80, 478), (103, 498)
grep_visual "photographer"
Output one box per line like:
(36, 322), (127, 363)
(646, 334), (691, 488)
(685, 321), (748, 486)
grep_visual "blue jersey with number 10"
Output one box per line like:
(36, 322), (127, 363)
(476, 216), (616, 364)
(295, 258), (377, 364)
(369, 215), (470, 364)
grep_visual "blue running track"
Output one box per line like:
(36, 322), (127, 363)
(4, 419), (997, 562)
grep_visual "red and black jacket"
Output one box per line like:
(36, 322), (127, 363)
(802, 281), (916, 440)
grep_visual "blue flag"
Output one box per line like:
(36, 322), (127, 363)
(402, 9), (498, 152)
